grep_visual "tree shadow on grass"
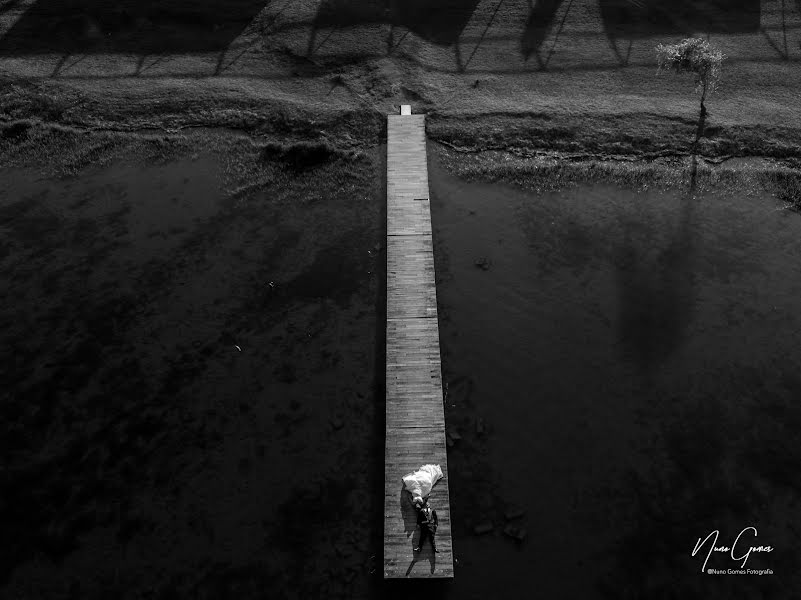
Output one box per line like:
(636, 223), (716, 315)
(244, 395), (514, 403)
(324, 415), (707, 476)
(521, 0), (760, 69)
(520, 0), (565, 67)
(307, 0), (480, 71)
(600, 0), (761, 38)
(760, 21), (789, 60)
(462, 0), (506, 71)
(0, 0), (27, 19)
(797, 0), (801, 41)
(600, 0), (761, 65)
(0, 0), (270, 56)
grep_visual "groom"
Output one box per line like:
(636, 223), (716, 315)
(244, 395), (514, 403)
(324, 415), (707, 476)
(413, 498), (439, 553)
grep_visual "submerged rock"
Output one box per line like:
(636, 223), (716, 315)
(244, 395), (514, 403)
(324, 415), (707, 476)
(446, 427), (462, 441)
(504, 508), (525, 521)
(503, 525), (527, 541)
(474, 257), (491, 270)
(473, 522), (493, 535)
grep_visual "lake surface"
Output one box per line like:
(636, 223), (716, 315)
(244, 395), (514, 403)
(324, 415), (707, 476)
(427, 145), (801, 598)
(2, 144), (799, 598)
(0, 152), (384, 599)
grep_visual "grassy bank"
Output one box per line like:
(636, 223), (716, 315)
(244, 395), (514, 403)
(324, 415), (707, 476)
(0, 76), (386, 149)
(4, 75), (799, 184)
(2, 0), (800, 168)
(0, 112), (374, 179)
(427, 111), (801, 163)
(434, 143), (801, 210)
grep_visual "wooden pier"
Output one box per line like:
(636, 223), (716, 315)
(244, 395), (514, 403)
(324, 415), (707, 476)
(384, 107), (453, 578)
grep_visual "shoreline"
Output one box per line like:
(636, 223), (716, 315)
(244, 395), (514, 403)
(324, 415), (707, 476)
(3, 78), (799, 176)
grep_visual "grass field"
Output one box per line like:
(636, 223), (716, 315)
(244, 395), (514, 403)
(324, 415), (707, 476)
(1, 0), (800, 160)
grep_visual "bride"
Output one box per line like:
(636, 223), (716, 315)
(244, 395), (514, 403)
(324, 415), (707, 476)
(402, 464), (443, 504)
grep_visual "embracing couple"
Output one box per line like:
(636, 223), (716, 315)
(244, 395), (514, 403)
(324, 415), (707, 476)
(413, 497), (439, 554)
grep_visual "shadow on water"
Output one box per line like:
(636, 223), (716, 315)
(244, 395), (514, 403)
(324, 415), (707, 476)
(614, 99), (708, 372)
(427, 142), (801, 597)
(383, 578), (450, 599)
(614, 208), (697, 371)
(599, 371), (801, 597)
(366, 143), (388, 599)
(308, 0), (481, 70)
(0, 0), (269, 56)
(614, 112), (707, 374)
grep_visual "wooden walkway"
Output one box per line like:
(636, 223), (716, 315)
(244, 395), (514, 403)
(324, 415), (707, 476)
(384, 107), (453, 579)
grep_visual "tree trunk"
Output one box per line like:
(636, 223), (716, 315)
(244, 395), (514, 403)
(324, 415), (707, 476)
(700, 79), (707, 114)
(696, 80), (708, 144)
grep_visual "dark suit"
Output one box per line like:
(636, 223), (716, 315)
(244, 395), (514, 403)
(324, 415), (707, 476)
(416, 505), (438, 551)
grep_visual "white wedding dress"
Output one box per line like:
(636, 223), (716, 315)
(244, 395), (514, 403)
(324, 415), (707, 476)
(402, 464), (443, 504)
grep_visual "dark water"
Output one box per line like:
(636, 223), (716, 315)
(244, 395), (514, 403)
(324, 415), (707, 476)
(427, 145), (801, 598)
(0, 152), (384, 599)
(3, 144), (799, 598)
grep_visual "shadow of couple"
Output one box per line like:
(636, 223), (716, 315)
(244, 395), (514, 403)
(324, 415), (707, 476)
(399, 485), (438, 576)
